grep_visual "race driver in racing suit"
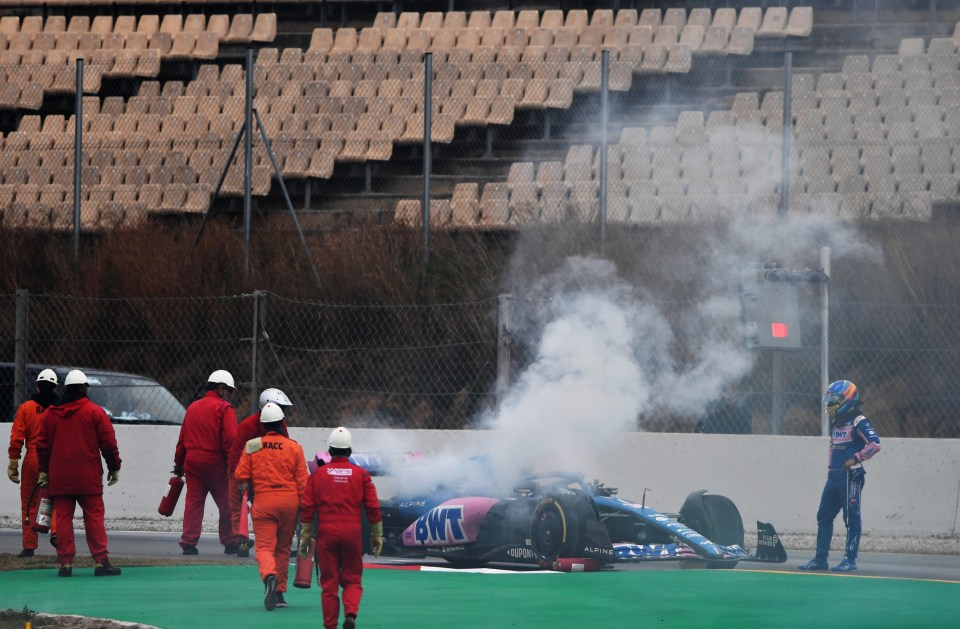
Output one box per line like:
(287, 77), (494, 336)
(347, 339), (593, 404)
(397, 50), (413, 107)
(799, 380), (881, 573)
(299, 427), (382, 629)
(228, 388), (291, 557)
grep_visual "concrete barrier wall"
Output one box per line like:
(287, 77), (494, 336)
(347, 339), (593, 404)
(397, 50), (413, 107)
(2, 425), (957, 538)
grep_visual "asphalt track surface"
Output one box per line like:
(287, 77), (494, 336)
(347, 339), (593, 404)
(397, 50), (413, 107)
(1, 530), (959, 628)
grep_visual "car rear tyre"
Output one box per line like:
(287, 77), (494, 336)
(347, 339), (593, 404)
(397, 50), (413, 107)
(679, 490), (745, 569)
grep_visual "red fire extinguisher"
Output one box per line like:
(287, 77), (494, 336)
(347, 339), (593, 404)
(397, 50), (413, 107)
(158, 475), (185, 517)
(32, 487), (53, 534)
(293, 537), (314, 589)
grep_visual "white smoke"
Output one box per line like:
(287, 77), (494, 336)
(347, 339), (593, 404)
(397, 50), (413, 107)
(479, 256), (670, 490)
(367, 108), (886, 496)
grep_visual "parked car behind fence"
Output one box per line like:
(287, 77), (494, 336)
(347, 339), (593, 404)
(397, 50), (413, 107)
(1, 363), (186, 425)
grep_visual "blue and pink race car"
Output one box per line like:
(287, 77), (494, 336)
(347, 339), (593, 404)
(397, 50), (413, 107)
(312, 453), (787, 571)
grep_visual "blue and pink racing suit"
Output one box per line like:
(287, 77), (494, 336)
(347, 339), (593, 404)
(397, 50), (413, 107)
(813, 410), (881, 561)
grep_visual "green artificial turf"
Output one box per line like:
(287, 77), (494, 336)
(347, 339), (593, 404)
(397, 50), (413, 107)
(0, 564), (957, 628)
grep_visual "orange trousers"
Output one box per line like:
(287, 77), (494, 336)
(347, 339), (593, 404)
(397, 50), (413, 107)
(250, 493), (299, 592)
(18, 453), (56, 550)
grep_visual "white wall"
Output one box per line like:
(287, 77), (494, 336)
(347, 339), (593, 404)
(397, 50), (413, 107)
(2, 425), (957, 537)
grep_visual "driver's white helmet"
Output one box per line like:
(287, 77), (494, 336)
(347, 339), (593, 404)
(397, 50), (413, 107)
(258, 388), (292, 410)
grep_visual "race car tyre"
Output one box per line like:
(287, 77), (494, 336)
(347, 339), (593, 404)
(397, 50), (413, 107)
(679, 490), (745, 569)
(530, 495), (588, 563)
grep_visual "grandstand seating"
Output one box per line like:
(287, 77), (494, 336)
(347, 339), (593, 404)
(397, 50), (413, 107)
(396, 23), (960, 227)
(10, 6), (957, 232)
(0, 7), (799, 230)
(0, 12), (276, 227)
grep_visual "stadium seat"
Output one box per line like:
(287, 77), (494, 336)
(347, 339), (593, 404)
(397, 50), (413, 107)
(727, 26), (755, 55)
(251, 14), (277, 43)
(638, 9), (661, 29)
(459, 11), (485, 31)
(421, 12), (444, 32)
(449, 182), (480, 225)
(786, 7), (814, 37)
(758, 8), (788, 38)
(614, 9), (638, 28)
(737, 8), (763, 32)
(224, 15), (254, 45)
(680, 25), (705, 51)
(479, 182), (510, 226)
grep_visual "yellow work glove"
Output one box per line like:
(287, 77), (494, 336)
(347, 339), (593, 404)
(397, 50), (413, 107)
(107, 470), (120, 486)
(370, 521), (383, 558)
(298, 522), (313, 559)
(38, 472), (49, 487)
(7, 459), (19, 484)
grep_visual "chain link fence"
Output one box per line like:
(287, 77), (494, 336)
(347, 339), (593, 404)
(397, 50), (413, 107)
(2, 289), (960, 438)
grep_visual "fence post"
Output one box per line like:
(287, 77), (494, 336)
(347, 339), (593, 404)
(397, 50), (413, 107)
(599, 49), (609, 256)
(496, 294), (512, 406)
(772, 351), (784, 434)
(421, 51), (433, 268)
(779, 52), (792, 217)
(13, 289), (28, 411)
(820, 246), (831, 436)
(73, 59), (83, 261)
(251, 290), (265, 411)
(243, 48), (254, 281)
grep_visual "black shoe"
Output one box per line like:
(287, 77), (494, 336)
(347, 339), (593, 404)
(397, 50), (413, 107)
(49, 534), (57, 548)
(182, 545), (199, 555)
(343, 615), (357, 629)
(237, 542), (249, 558)
(58, 564), (72, 577)
(264, 575), (278, 611)
(94, 561), (121, 576)
(223, 544), (239, 555)
(275, 592), (287, 608)
(17, 548), (34, 558)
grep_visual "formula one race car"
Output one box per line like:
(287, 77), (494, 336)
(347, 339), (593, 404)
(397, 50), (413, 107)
(368, 468), (787, 571)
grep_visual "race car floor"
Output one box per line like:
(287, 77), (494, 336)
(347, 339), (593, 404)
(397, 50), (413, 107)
(1, 562), (958, 628)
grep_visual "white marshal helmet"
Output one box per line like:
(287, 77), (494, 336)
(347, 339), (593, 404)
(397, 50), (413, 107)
(64, 369), (88, 386)
(36, 369), (58, 385)
(260, 402), (285, 423)
(258, 388), (292, 410)
(207, 369), (235, 389)
(329, 426), (352, 449)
